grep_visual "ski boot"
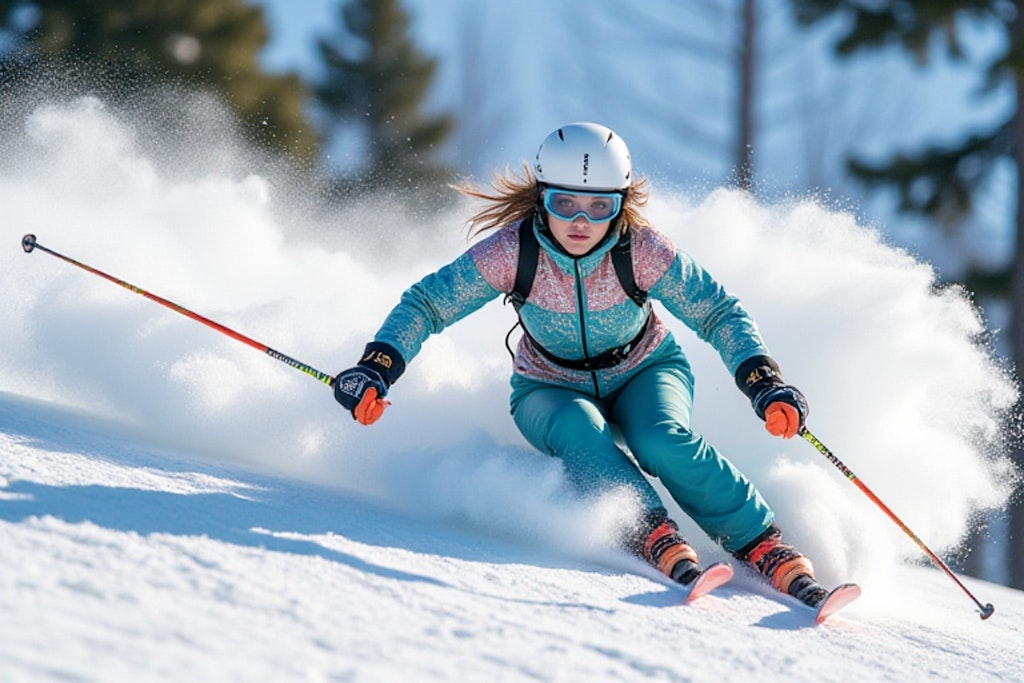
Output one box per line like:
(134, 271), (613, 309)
(642, 519), (702, 584)
(736, 524), (862, 623)
(735, 523), (828, 606)
(640, 519), (734, 602)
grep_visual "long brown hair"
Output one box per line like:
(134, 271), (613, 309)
(453, 162), (651, 239)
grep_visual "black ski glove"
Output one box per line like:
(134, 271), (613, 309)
(734, 355), (809, 439)
(334, 341), (406, 425)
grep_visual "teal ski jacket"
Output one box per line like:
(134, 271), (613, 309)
(372, 216), (770, 399)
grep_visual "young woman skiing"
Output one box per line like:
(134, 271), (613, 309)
(333, 122), (834, 608)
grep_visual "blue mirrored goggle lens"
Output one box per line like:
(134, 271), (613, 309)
(543, 190), (623, 222)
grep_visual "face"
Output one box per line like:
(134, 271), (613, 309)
(542, 190), (619, 256)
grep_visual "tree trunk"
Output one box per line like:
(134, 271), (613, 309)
(736, 0), (756, 190)
(1009, 8), (1024, 591)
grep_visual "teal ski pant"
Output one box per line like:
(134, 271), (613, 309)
(511, 356), (774, 554)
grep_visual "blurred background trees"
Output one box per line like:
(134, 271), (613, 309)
(316, 0), (453, 203)
(0, 0), (319, 164)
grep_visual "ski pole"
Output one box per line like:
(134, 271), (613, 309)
(21, 234), (335, 387)
(799, 427), (995, 620)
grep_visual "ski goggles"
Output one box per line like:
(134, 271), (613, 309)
(542, 188), (624, 223)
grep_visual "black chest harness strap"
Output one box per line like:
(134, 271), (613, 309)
(504, 216), (651, 371)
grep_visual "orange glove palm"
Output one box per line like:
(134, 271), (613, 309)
(353, 387), (390, 426)
(333, 365), (391, 426)
(764, 402), (800, 439)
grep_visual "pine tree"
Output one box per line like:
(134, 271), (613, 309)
(316, 0), (454, 203)
(0, 0), (318, 164)
(788, 2), (1007, 222)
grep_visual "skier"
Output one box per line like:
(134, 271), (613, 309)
(333, 122), (832, 607)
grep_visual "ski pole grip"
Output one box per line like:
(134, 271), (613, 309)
(22, 234), (37, 253)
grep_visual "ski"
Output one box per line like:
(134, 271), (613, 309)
(684, 562), (734, 604)
(811, 583), (862, 624)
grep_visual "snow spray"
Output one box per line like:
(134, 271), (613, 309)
(1, 94), (1016, 595)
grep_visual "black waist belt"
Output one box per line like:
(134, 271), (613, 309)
(525, 316), (651, 372)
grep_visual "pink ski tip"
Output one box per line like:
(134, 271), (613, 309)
(814, 583), (862, 624)
(684, 562), (733, 604)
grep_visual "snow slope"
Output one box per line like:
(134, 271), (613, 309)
(1, 95), (1022, 682)
(1, 391), (1021, 683)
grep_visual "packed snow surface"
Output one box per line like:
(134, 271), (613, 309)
(1, 393), (1021, 682)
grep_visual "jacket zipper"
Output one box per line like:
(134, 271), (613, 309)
(573, 259), (601, 398)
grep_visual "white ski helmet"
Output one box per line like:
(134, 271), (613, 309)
(534, 122), (632, 191)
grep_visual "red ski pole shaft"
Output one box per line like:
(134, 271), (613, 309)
(21, 234), (335, 387)
(799, 427), (994, 620)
